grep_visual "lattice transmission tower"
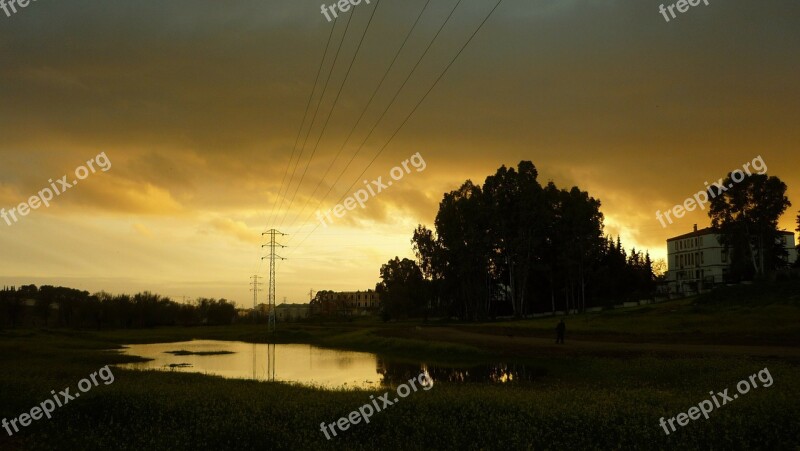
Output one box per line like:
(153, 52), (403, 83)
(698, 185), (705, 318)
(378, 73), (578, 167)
(261, 229), (286, 334)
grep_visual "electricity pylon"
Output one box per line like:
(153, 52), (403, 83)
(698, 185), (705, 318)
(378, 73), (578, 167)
(261, 229), (286, 334)
(249, 275), (263, 322)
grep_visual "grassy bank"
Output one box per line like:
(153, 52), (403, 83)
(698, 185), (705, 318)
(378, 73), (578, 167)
(1, 297), (799, 450)
(455, 297), (800, 346)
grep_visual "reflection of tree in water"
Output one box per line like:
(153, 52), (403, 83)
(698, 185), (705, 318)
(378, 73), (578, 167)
(376, 357), (544, 386)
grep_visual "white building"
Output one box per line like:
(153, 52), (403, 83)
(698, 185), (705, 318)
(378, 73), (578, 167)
(666, 224), (797, 294)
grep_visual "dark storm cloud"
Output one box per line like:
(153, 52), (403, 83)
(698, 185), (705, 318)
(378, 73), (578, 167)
(0, 0), (798, 261)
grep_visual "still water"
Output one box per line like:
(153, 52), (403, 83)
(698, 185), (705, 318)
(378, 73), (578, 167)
(117, 340), (542, 389)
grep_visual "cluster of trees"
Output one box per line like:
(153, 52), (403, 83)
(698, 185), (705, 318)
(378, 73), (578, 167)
(707, 172), (796, 278)
(377, 161), (800, 320)
(377, 161), (655, 320)
(375, 258), (428, 320)
(0, 285), (237, 329)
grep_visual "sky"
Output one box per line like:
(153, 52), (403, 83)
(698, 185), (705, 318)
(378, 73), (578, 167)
(1, 0), (798, 306)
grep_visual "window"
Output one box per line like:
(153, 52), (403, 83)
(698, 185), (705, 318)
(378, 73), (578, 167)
(699, 236), (703, 246)
(722, 250), (728, 263)
(701, 251), (704, 264)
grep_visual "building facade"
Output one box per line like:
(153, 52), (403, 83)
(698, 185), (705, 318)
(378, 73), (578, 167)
(310, 289), (380, 316)
(275, 303), (310, 321)
(666, 225), (798, 294)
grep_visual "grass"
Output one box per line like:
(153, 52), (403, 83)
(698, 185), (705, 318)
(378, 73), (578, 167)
(454, 297), (800, 346)
(1, 296), (799, 450)
(695, 278), (800, 306)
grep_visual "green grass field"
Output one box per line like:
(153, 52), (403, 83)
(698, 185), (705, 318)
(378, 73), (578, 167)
(458, 298), (800, 346)
(1, 294), (799, 450)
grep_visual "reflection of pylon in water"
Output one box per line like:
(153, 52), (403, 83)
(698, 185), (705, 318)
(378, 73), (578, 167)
(261, 229), (285, 335)
(252, 343), (256, 380)
(266, 343), (276, 381)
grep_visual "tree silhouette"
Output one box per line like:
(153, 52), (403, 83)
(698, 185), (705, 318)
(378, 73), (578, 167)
(796, 210), (800, 268)
(708, 173), (792, 279)
(407, 161), (654, 319)
(376, 257), (427, 320)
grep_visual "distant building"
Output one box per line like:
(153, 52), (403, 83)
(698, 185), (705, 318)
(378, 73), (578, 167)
(243, 302), (308, 322)
(275, 303), (310, 321)
(310, 289), (380, 316)
(236, 308), (251, 319)
(255, 303), (272, 316)
(665, 224), (797, 294)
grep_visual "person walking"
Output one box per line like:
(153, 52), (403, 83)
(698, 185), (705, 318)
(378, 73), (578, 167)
(555, 319), (565, 344)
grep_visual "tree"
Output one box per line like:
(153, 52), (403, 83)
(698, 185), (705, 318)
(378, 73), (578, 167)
(708, 174), (792, 279)
(376, 257), (427, 319)
(652, 258), (667, 279)
(196, 298), (237, 325)
(542, 184), (605, 313)
(0, 287), (24, 328)
(483, 162), (548, 318)
(411, 225), (445, 315)
(408, 161), (656, 319)
(435, 180), (493, 320)
(310, 290), (339, 316)
(796, 211), (800, 268)
(34, 297), (52, 327)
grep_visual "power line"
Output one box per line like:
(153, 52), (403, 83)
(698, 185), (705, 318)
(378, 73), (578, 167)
(282, 0), (465, 250)
(286, 0), (505, 259)
(252, 16), (339, 278)
(275, 9), (357, 230)
(281, 0), (384, 233)
(282, 0), (434, 235)
(279, 1), (383, 233)
(262, 17), (339, 233)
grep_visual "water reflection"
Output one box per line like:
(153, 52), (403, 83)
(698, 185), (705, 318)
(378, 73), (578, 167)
(377, 360), (543, 385)
(267, 342), (275, 382)
(118, 340), (380, 388)
(117, 340), (542, 389)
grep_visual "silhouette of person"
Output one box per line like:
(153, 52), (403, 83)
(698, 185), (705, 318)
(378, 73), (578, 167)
(555, 319), (565, 344)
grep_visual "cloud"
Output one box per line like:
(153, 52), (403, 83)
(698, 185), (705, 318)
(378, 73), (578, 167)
(0, 0), (797, 302)
(209, 217), (260, 244)
(133, 223), (153, 238)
